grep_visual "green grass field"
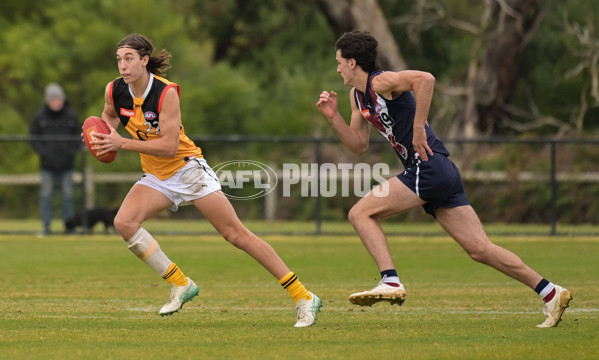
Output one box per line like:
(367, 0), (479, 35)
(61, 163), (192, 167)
(1, 221), (598, 359)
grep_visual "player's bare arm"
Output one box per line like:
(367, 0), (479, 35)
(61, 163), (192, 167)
(372, 71), (435, 161)
(101, 82), (121, 129)
(90, 82), (123, 156)
(317, 89), (370, 156)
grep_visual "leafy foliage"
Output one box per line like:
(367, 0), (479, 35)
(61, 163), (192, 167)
(1, 0), (598, 222)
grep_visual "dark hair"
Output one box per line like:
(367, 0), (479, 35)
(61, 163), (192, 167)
(335, 30), (380, 73)
(117, 33), (171, 76)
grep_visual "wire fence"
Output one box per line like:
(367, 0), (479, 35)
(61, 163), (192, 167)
(1, 135), (599, 235)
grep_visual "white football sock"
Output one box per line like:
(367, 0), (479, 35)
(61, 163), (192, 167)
(383, 276), (401, 286)
(127, 227), (171, 276)
(538, 281), (556, 299)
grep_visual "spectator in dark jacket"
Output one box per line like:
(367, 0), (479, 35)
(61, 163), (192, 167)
(30, 83), (81, 234)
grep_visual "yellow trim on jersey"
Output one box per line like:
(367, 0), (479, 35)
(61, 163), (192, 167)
(118, 75), (203, 180)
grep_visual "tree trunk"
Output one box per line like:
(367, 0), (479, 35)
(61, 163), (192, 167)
(317, 0), (407, 71)
(463, 0), (542, 136)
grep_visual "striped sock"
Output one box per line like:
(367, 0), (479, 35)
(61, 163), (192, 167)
(381, 269), (400, 287)
(163, 263), (189, 287)
(535, 278), (556, 303)
(279, 272), (311, 303)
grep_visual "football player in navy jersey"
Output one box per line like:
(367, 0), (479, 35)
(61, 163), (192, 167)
(317, 30), (570, 328)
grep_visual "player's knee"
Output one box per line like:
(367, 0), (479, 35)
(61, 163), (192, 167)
(219, 225), (248, 249)
(466, 245), (491, 264)
(348, 205), (364, 225)
(349, 204), (381, 225)
(113, 215), (125, 232)
(468, 250), (485, 263)
(113, 214), (135, 237)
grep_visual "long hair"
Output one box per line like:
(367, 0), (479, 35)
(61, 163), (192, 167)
(335, 30), (380, 73)
(117, 33), (171, 76)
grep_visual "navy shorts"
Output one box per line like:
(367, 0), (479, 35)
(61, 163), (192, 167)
(397, 154), (469, 216)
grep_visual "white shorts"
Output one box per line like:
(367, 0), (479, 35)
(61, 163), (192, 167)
(136, 157), (222, 212)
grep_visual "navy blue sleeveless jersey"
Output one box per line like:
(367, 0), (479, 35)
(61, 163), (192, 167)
(353, 71), (449, 169)
(354, 71), (469, 215)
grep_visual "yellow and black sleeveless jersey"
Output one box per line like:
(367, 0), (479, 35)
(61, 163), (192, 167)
(109, 73), (203, 180)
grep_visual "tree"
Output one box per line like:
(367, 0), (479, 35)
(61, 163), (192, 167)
(461, 0), (542, 137)
(318, 0), (544, 137)
(317, 0), (407, 70)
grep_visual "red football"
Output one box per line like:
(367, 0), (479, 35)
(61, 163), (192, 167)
(82, 116), (117, 163)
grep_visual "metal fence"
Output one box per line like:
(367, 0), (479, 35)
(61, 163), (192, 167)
(1, 135), (599, 235)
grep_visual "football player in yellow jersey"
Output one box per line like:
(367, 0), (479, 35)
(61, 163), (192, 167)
(89, 33), (321, 327)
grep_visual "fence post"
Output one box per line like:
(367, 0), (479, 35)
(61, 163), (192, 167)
(264, 163), (277, 221)
(315, 138), (322, 235)
(84, 163), (95, 214)
(550, 141), (557, 235)
(80, 150), (89, 233)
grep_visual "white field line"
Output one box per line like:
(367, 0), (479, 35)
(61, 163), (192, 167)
(1, 307), (596, 321)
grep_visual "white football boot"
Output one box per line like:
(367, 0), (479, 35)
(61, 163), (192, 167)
(159, 277), (199, 316)
(537, 285), (572, 328)
(349, 276), (406, 306)
(294, 292), (322, 327)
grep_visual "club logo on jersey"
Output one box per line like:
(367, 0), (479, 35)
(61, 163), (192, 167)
(144, 111), (157, 121)
(361, 109), (372, 120)
(120, 108), (135, 117)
